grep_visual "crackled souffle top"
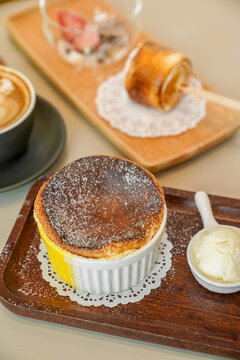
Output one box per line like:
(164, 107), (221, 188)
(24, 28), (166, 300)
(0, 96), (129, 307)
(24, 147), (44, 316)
(34, 156), (165, 259)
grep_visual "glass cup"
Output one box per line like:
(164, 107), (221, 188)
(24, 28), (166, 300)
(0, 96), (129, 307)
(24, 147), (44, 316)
(39, 0), (142, 70)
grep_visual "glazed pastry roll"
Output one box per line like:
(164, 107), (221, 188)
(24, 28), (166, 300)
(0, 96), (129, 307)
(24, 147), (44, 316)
(125, 41), (192, 112)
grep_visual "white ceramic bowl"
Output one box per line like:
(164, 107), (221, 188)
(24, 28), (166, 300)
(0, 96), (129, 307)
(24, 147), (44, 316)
(187, 230), (240, 294)
(187, 191), (240, 294)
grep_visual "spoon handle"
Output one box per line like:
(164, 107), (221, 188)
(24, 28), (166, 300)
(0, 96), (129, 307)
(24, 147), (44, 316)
(194, 191), (218, 228)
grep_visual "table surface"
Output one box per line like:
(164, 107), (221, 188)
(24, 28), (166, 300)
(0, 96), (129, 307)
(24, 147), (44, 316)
(0, 1), (239, 359)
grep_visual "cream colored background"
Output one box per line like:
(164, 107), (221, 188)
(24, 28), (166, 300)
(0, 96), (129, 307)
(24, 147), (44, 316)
(0, 0), (240, 359)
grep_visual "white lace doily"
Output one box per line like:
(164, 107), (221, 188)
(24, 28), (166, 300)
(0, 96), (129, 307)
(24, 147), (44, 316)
(37, 233), (172, 307)
(95, 67), (206, 138)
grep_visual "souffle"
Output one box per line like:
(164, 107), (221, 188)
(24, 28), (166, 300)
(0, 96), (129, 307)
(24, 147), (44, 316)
(34, 155), (165, 260)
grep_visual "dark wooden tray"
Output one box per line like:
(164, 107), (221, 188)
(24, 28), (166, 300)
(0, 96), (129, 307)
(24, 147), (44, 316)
(1, 176), (240, 359)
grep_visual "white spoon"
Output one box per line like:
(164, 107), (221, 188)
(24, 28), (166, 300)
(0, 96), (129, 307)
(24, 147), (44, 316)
(187, 191), (240, 293)
(194, 191), (218, 229)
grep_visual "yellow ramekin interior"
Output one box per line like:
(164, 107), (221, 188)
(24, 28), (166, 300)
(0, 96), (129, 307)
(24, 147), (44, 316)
(37, 221), (76, 288)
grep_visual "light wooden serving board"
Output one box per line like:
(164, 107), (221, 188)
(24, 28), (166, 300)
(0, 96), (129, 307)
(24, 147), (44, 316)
(5, 0), (240, 172)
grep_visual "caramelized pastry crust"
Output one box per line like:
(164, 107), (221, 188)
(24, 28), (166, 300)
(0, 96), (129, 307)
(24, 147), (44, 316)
(34, 156), (165, 259)
(125, 41), (192, 112)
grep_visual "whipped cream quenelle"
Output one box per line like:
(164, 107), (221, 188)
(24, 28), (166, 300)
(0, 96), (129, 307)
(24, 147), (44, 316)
(193, 226), (240, 282)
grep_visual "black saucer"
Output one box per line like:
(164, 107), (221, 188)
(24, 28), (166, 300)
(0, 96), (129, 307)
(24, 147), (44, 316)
(0, 96), (66, 192)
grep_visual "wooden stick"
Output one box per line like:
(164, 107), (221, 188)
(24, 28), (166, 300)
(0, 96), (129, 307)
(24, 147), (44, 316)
(179, 84), (240, 113)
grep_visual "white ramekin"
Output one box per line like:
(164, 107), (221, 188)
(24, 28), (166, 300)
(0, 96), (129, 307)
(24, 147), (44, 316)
(39, 204), (167, 294)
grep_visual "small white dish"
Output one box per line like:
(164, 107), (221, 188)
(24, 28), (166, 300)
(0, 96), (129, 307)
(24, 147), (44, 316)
(187, 191), (240, 294)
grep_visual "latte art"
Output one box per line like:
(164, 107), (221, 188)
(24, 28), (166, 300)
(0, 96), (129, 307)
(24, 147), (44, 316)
(0, 78), (15, 94)
(0, 69), (31, 131)
(0, 97), (20, 128)
(0, 78), (20, 128)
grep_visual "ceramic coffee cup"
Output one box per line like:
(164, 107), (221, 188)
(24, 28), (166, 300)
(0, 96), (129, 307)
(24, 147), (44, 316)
(0, 65), (36, 166)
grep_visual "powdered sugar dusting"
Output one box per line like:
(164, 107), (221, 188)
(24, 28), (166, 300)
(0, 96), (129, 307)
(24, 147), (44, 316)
(0, 242), (13, 267)
(42, 156), (163, 249)
(161, 208), (203, 293)
(17, 231), (52, 298)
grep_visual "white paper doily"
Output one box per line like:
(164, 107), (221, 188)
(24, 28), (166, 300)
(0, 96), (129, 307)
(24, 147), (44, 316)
(37, 233), (172, 307)
(95, 67), (206, 138)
